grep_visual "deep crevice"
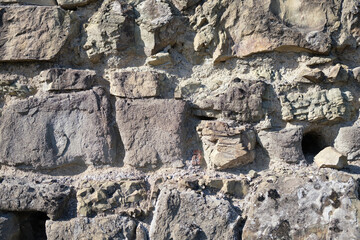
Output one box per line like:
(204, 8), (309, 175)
(302, 131), (325, 162)
(16, 211), (49, 240)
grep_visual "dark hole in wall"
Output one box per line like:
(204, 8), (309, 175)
(302, 131), (325, 162)
(17, 211), (49, 240)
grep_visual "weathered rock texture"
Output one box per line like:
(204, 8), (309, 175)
(0, 88), (118, 170)
(0, 6), (72, 61)
(150, 187), (242, 240)
(197, 120), (256, 169)
(0, 0), (359, 239)
(116, 98), (189, 170)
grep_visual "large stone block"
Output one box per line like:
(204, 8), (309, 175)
(150, 187), (242, 240)
(109, 70), (164, 98)
(0, 6), (71, 61)
(116, 99), (189, 170)
(0, 176), (72, 219)
(0, 88), (119, 170)
(194, 79), (267, 122)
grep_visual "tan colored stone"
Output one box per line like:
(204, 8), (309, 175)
(197, 121), (256, 170)
(327, 64), (349, 82)
(0, 6), (71, 61)
(57, 0), (92, 9)
(314, 147), (348, 169)
(110, 70), (164, 98)
(83, 0), (135, 63)
(222, 179), (249, 198)
(146, 52), (172, 66)
(280, 88), (355, 122)
(76, 180), (149, 217)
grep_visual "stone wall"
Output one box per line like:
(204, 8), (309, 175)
(0, 0), (359, 239)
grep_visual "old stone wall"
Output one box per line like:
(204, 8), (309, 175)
(0, 0), (359, 239)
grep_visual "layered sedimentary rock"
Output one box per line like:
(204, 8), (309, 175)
(197, 120), (256, 169)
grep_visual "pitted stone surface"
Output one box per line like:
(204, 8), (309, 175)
(0, 6), (71, 61)
(0, 89), (118, 170)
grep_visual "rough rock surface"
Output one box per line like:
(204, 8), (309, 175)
(38, 68), (96, 91)
(0, 6), (71, 61)
(76, 180), (150, 217)
(197, 120), (256, 169)
(243, 174), (360, 239)
(83, 0), (135, 63)
(150, 187), (242, 240)
(334, 125), (360, 161)
(0, 176), (71, 219)
(280, 88), (355, 122)
(109, 70), (164, 98)
(0, 89), (118, 170)
(116, 99), (189, 170)
(0, 0), (359, 239)
(258, 127), (305, 163)
(193, 79), (268, 121)
(46, 215), (145, 240)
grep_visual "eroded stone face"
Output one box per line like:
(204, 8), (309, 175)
(280, 88), (355, 123)
(109, 70), (164, 98)
(194, 79), (268, 122)
(0, 88), (119, 170)
(76, 180), (150, 217)
(197, 121), (256, 170)
(242, 175), (360, 239)
(150, 187), (242, 240)
(115, 98), (189, 170)
(191, 0), (343, 61)
(0, 6), (71, 61)
(334, 125), (360, 161)
(0, 176), (71, 220)
(83, 0), (136, 63)
(38, 68), (96, 91)
(257, 127), (305, 164)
